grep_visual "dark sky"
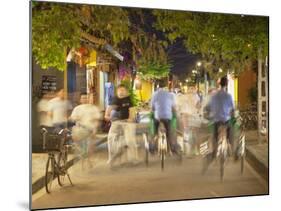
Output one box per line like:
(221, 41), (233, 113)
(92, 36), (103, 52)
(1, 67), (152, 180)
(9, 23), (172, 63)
(167, 39), (200, 77)
(127, 8), (200, 78)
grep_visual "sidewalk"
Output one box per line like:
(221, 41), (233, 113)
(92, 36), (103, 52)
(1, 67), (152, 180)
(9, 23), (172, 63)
(245, 130), (268, 180)
(31, 126), (147, 195)
(32, 133), (108, 195)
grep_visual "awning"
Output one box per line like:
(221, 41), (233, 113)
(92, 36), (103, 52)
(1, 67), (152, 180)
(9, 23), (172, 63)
(104, 44), (124, 61)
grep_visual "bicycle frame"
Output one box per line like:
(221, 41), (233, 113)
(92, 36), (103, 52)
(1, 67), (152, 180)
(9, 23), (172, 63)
(157, 123), (168, 155)
(48, 152), (65, 175)
(237, 131), (246, 156)
(216, 125), (229, 158)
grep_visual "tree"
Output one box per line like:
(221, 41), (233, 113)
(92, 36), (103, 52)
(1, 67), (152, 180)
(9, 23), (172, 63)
(32, 2), (171, 81)
(32, 2), (130, 71)
(126, 9), (171, 80)
(153, 10), (268, 78)
(132, 34), (170, 80)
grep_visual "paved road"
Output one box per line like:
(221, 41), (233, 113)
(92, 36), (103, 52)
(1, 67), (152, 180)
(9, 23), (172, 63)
(32, 149), (268, 210)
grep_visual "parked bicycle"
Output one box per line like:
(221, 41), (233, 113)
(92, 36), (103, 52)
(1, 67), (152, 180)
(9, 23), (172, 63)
(240, 104), (258, 130)
(41, 128), (73, 193)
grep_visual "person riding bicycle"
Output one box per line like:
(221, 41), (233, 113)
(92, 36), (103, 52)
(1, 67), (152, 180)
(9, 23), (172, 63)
(104, 84), (137, 165)
(204, 76), (236, 161)
(151, 80), (181, 156)
(48, 89), (73, 133)
(70, 93), (101, 169)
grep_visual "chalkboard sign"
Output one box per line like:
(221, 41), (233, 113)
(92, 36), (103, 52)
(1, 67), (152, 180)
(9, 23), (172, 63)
(41, 75), (57, 95)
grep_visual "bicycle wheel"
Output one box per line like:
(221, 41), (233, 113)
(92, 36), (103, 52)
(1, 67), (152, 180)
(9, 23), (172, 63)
(161, 148), (165, 171)
(145, 147), (149, 167)
(240, 155), (245, 174)
(220, 154), (225, 182)
(57, 150), (67, 186)
(239, 134), (246, 174)
(45, 155), (55, 193)
(143, 133), (149, 167)
(160, 135), (166, 171)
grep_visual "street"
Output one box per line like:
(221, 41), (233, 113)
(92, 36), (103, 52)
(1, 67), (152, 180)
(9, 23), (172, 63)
(32, 149), (268, 210)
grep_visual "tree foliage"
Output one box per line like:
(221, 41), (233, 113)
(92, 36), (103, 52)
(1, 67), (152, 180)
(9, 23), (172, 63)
(32, 3), (81, 70)
(153, 10), (268, 76)
(132, 33), (170, 79)
(32, 2), (170, 80)
(32, 2), (130, 71)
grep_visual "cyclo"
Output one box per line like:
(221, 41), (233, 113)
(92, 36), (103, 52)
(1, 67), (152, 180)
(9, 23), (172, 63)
(200, 109), (246, 181)
(142, 112), (182, 171)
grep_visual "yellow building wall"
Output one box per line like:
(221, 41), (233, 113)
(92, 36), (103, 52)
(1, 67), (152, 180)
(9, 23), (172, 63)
(136, 80), (153, 102)
(234, 78), (238, 106)
(87, 50), (97, 67)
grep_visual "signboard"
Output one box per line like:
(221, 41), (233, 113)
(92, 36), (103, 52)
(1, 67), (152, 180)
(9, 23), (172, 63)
(41, 75), (57, 95)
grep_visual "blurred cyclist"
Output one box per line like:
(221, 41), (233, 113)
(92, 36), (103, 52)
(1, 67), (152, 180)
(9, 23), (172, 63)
(70, 93), (101, 169)
(37, 92), (54, 131)
(204, 76), (235, 161)
(48, 89), (72, 132)
(104, 84), (137, 165)
(151, 80), (181, 156)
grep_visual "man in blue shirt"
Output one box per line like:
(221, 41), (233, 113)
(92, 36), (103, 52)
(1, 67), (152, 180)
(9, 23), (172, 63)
(205, 76), (235, 161)
(151, 81), (179, 154)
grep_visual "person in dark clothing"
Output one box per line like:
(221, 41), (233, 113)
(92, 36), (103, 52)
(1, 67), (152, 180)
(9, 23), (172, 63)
(105, 84), (137, 165)
(104, 84), (133, 121)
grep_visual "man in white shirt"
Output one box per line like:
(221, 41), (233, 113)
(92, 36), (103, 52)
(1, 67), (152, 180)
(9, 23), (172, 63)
(178, 86), (201, 156)
(37, 92), (53, 130)
(70, 93), (101, 169)
(48, 89), (72, 131)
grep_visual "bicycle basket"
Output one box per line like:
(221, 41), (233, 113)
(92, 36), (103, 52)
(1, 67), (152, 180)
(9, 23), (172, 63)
(43, 133), (64, 151)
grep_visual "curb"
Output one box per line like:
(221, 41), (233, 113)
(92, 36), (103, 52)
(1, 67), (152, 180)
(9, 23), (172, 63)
(245, 146), (268, 180)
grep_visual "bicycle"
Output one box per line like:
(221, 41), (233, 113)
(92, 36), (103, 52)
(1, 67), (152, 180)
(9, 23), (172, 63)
(41, 128), (73, 193)
(158, 122), (168, 171)
(237, 130), (246, 174)
(201, 115), (246, 181)
(230, 111), (246, 174)
(143, 132), (150, 167)
(143, 121), (182, 171)
(216, 123), (232, 181)
(108, 127), (126, 166)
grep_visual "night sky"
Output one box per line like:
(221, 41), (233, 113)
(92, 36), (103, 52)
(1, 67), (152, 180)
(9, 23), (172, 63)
(126, 7), (201, 78)
(167, 39), (200, 78)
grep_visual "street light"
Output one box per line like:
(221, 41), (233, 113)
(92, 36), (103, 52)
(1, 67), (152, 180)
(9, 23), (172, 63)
(197, 61), (202, 67)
